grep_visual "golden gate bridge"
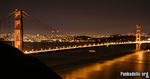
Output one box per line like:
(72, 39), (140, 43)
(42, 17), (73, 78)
(0, 9), (150, 54)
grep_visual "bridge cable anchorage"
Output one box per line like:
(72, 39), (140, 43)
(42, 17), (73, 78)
(22, 10), (65, 35)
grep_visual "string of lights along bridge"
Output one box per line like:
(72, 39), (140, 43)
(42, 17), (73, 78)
(1, 9), (150, 54)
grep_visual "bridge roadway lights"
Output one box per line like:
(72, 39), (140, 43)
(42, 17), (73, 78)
(93, 44), (96, 46)
(23, 41), (150, 54)
(56, 47), (59, 49)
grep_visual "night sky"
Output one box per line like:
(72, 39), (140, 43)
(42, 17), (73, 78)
(0, 0), (150, 35)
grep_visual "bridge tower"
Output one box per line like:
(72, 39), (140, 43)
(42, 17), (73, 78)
(14, 9), (23, 51)
(136, 24), (141, 51)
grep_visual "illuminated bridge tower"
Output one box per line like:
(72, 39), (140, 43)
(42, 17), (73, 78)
(136, 24), (141, 51)
(14, 9), (23, 51)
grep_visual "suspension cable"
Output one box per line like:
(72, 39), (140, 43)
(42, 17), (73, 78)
(22, 10), (66, 35)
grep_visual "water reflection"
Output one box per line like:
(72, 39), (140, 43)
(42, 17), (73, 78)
(135, 51), (144, 72)
(136, 43), (141, 51)
(61, 63), (102, 79)
(60, 51), (150, 79)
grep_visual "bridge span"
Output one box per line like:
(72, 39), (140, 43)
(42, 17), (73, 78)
(24, 41), (150, 54)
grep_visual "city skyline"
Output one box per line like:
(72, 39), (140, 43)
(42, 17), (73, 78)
(0, 0), (150, 35)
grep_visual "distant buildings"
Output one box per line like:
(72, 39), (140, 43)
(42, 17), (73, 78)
(0, 32), (150, 43)
(0, 33), (74, 42)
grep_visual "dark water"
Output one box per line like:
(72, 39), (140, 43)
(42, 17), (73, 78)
(59, 51), (150, 79)
(30, 44), (150, 79)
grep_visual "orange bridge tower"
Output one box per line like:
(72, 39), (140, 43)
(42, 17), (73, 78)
(136, 24), (141, 51)
(14, 9), (23, 51)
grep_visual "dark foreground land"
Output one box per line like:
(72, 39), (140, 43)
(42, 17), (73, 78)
(0, 42), (62, 79)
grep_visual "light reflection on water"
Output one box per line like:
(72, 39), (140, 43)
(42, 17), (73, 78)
(60, 51), (150, 79)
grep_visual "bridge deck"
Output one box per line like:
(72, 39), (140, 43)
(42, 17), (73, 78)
(24, 41), (150, 54)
